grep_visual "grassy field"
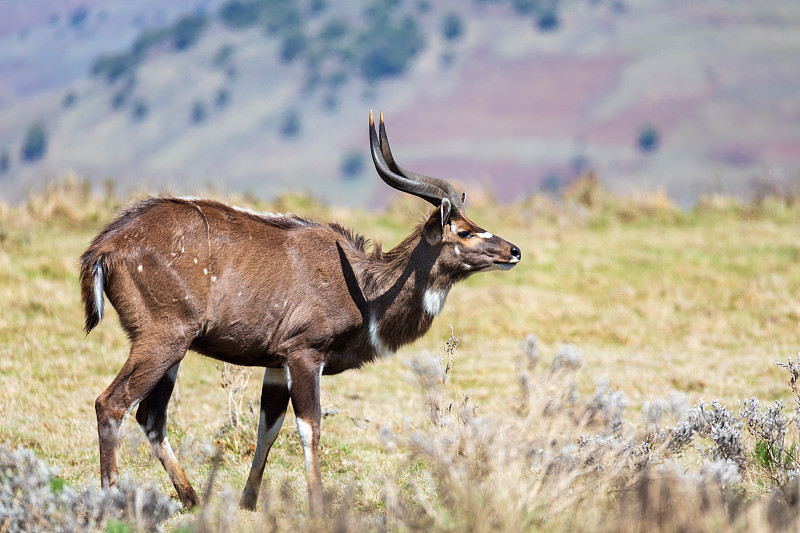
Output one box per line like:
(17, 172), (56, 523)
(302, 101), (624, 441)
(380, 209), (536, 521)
(1, 176), (799, 531)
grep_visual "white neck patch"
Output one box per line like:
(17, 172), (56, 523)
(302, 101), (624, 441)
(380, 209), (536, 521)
(423, 288), (449, 317)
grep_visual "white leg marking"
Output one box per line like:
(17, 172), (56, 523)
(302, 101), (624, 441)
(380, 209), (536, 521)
(283, 365), (292, 391)
(423, 288), (449, 317)
(296, 418), (315, 477)
(264, 367), (288, 386)
(369, 317), (394, 357)
(122, 399), (142, 425)
(476, 231), (493, 239)
(159, 436), (181, 465)
(252, 409), (286, 469)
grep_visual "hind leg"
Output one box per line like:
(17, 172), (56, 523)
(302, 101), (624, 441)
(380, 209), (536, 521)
(95, 337), (189, 496)
(136, 362), (199, 507)
(239, 367), (291, 510)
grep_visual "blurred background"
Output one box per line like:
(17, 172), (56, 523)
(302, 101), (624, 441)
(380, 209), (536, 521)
(0, 0), (798, 208)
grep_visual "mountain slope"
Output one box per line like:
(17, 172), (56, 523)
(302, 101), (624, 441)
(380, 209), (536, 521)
(1, 0), (798, 206)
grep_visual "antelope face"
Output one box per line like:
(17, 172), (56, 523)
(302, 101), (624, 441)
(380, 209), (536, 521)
(423, 204), (521, 275)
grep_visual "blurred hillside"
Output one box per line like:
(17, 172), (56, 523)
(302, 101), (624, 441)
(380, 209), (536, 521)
(0, 0), (798, 206)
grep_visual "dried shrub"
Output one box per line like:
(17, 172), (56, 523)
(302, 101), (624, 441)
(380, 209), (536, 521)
(0, 445), (178, 532)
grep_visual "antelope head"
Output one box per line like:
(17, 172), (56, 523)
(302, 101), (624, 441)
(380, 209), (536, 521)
(369, 110), (521, 278)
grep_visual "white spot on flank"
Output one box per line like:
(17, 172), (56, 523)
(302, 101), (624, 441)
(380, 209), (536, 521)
(369, 317), (394, 357)
(454, 246), (461, 255)
(184, 295), (189, 300)
(137, 264), (143, 272)
(181, 246), (185, 253)
(211, 276), (217, 282)
(203, 268), (208, 275)
(477, 231), (493, 239)
(193, 258), (198, 264)
(423, 288), (449, 317)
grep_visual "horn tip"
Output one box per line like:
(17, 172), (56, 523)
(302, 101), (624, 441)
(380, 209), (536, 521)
(379, 110), (385, 125)
(369, 109), (374, 127)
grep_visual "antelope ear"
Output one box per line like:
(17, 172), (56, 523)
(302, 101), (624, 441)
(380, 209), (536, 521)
(423, 198), (451, 245)
(461, 192), (466, 207)
(439, 197), (451, 229)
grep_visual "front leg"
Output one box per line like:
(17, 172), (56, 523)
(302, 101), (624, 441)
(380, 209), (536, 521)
(239, 367), (291, 511)
(287, 357), (324, 516)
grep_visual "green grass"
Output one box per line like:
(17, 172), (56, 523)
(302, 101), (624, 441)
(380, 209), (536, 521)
(2, 177), (800, 530)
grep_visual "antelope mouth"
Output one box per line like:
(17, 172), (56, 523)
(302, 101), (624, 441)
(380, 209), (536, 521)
(493, 261), (518, 270)
(478, 259), (518, 272)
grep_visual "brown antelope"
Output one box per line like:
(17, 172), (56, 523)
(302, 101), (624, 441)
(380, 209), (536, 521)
(80, 111), (521, 515)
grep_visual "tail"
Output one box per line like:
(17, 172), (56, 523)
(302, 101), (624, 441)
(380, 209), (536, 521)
(80, 252), (105, 334)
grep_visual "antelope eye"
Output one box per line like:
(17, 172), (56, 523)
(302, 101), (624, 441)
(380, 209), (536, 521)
(457, 230), (472, 238)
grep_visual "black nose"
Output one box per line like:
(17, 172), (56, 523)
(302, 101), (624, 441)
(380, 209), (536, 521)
(510, 245), (521, 261)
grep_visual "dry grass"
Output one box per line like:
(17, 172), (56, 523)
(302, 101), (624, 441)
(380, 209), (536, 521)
(2, 176), (800, 531)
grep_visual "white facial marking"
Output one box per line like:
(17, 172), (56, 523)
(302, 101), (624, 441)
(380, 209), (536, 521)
(464, 264), (472, 270)
(137, 264), (143, 272)
(369, 317), (394, 357)
(455, 247), (461, 256)
(295, 418), (315, 476)
(477, 231), (493, 239)
(423, 288), (449, 317)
